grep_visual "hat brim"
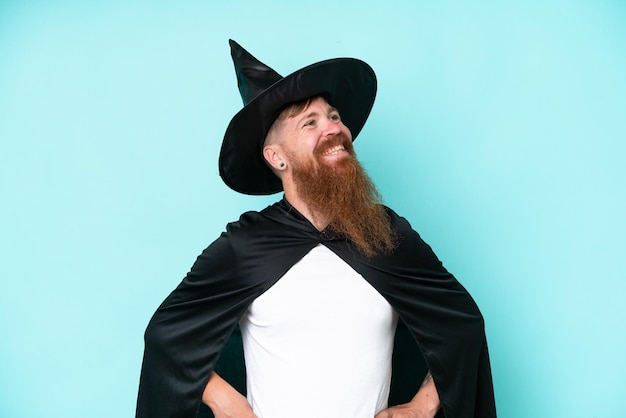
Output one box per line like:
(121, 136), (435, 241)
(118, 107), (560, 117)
(219, 58), (377, 195)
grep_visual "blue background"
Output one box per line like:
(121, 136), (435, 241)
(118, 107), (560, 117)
(1, 1), (625, 417)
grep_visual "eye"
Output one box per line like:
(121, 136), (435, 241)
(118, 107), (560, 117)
(303, 119), (316, 127)
(329, 112), (341, 122)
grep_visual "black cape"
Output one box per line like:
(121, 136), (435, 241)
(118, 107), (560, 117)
(136, 198), (496, 418)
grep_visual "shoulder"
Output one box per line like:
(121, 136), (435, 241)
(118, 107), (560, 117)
(219, 201), (291, 245)
(225, 209), (267, 233)
(224, 202), (284, 234)
(382, 205), (416, 236)
(192, 209), (274, 271)
(378, 206), (432, 253)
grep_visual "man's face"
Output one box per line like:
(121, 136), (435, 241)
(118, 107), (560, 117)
(264, 97), (396, 256)
(277, 97), (354, 171)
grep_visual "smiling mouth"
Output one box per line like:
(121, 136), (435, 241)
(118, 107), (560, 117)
(322, 145), (345, 156)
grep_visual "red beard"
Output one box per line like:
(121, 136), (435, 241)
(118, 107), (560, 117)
(288, 134), (397, 257)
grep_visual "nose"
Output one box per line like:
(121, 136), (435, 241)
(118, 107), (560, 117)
(322, 117), (342, 137)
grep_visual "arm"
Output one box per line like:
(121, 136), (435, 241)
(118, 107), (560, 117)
(137, 232), (256, 418)
(202, 372), (257, 418)
(374, 371), (440, 418)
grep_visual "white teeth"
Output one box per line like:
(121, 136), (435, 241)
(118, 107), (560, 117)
(323, 145), (345, 156)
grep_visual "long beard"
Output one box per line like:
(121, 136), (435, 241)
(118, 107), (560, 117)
(289, 135), (397, 257)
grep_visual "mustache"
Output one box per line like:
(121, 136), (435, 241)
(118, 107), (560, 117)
(314, 134), (354, 157)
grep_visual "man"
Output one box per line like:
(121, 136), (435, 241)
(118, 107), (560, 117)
(136, 40), (496, 418)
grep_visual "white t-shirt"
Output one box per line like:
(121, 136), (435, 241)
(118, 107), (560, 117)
(239, 244), (399, 418)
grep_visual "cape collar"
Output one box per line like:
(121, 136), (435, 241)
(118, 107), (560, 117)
(263, 197), (337, 240)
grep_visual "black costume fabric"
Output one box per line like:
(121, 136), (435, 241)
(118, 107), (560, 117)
(136, 199), (496, 418)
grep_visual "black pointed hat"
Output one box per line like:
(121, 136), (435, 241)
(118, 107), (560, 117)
(219, 40), (377, 195)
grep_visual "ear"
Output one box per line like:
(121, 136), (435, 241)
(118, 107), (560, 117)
(263, 145), (287, 172)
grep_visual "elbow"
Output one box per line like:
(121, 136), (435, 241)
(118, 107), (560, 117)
(143, 314), (170, 359)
